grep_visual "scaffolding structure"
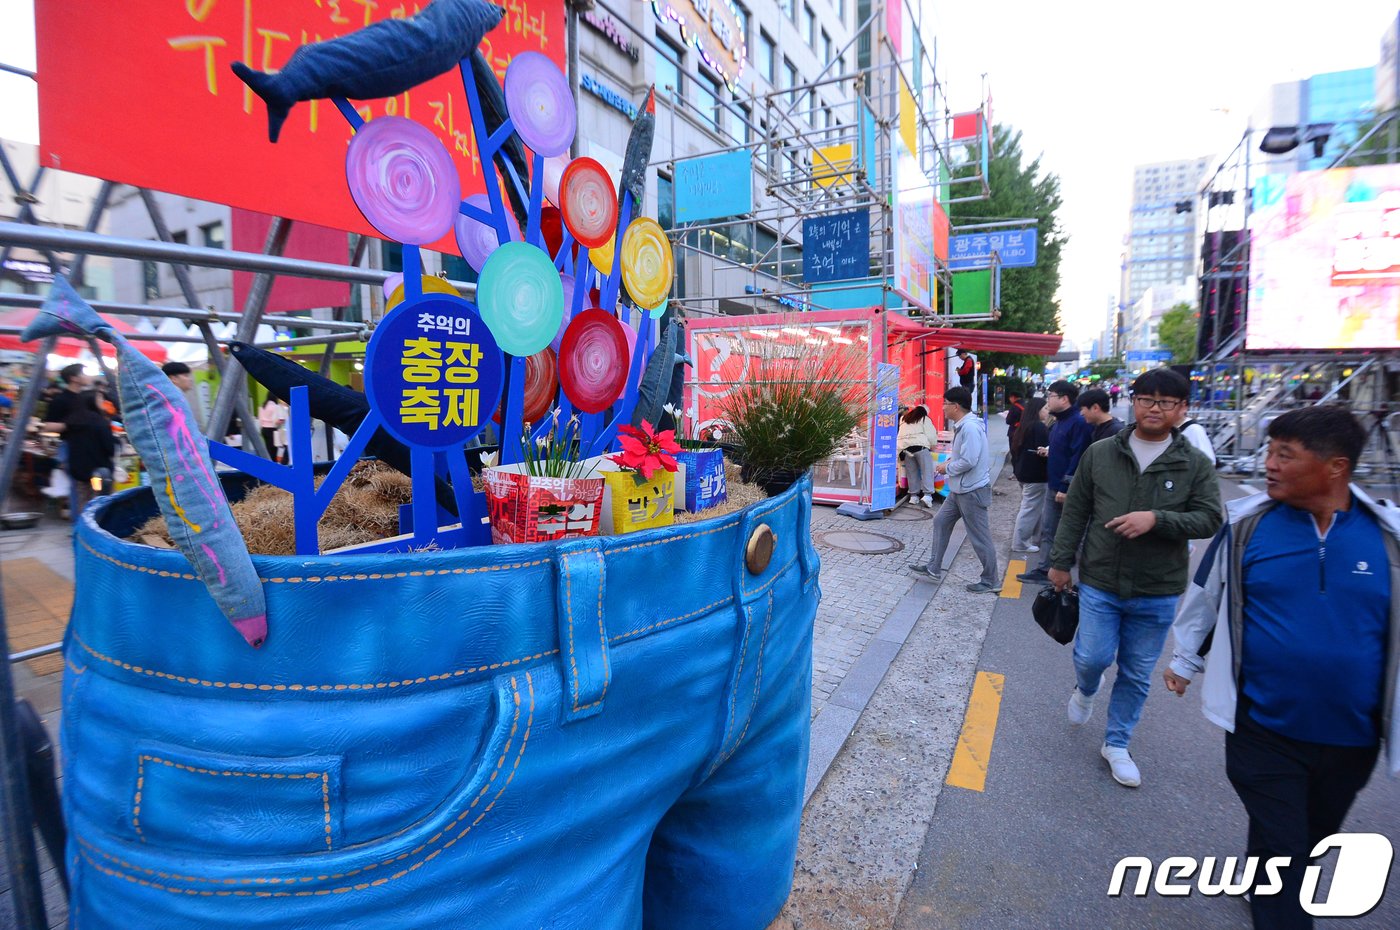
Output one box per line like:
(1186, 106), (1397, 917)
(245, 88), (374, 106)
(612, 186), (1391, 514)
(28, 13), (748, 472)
(1193, 109), (1400, 485)
(591, 0), (996, 324)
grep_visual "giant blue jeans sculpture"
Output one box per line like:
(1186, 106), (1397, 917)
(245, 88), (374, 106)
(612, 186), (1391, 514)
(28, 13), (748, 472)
(63, 475), (820, 928)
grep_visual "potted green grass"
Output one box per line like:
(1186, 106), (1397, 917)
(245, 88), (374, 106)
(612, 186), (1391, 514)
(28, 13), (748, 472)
(717, 335), (868, 496)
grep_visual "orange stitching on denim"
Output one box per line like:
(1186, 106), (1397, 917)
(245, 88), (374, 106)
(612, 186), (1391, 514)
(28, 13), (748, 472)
(609, 522), (730, 555)
(723, 592), (774, 768)
(80, 672), (533, 893)
(609, 597), (733, 643)
(594, 549), (609, 704)
(80, 539), (550, 584)
(131, 755), (331, 846)
(132, 757), (147, 840)
(72, 631), (556, 692)
(741, 552), (798, 601)
(322, 773), (332, 850)
(563, 553), (580, 711)
(707, 600), (753, 778)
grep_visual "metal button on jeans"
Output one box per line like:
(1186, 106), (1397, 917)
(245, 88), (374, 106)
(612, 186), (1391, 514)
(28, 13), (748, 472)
(746, 524), (776, 574)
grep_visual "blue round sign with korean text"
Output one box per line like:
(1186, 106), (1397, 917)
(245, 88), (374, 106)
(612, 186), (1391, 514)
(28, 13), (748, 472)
(364, 294), (505, 450)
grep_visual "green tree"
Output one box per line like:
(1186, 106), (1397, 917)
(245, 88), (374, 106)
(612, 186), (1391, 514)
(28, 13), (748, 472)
(1158, 302), (1198, 364)
(1086, 356), (1124, 381)
(947, 124), (1067, 374)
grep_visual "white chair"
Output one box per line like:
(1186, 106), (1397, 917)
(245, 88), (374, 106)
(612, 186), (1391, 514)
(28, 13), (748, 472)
(825, 432), (866, 486)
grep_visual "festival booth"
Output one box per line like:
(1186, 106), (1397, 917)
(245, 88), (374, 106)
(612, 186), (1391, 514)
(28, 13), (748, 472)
(37, 3), (820, 928)
(686, 308), (1061, 509)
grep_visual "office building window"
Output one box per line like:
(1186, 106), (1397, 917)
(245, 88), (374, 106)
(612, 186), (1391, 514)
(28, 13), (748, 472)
(822, 30), (832, 65)
(784, 58), (798, 106)
(736, 103), (753, 145)
(201, 221), (225, 249)
(734, 3), (749, 52)
(658, 174), (674, 230)
(656, 39), (684, 100)
(171, 230), (188, 245)
(698, 74), (724, 133)
(142, 259), (160, 300)
(783, 0), (794, 19)
(758, 31), (775, 84)
(804, 5), (815, 46)
(837, 0), (846, 22)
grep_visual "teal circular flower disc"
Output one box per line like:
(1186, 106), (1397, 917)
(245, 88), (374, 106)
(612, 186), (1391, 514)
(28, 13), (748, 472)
(477, 241), (565, 358)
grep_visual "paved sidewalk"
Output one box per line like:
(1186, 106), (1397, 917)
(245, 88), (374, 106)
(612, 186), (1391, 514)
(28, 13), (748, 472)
(2, 418), (1015, 928)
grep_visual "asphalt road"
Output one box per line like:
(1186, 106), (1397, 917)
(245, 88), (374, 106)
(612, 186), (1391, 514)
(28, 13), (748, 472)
(896, 511), (1400, 929)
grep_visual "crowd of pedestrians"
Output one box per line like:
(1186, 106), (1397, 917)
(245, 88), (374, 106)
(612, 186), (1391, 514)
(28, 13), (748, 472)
(902, 368), (1395, 929)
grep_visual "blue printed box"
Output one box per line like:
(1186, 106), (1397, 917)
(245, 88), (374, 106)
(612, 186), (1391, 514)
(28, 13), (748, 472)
(674, 448), (726, 512)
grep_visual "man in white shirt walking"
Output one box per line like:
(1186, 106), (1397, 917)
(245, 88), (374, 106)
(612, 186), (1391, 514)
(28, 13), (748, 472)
(910, 387), (1001, 593)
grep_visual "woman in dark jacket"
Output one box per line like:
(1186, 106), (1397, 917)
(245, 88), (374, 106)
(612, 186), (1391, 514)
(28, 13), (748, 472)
(1010, 396), (1049, 552)
(64, 390), (116, 519)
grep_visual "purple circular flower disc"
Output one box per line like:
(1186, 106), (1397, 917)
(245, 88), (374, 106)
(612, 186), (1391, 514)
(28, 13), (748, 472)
(504, 52), (576, 158)
(455, 194), (522, 273)
(346, 116), (461, 246)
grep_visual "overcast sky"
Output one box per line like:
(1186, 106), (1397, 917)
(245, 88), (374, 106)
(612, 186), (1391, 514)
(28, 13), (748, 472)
(2, 0), (1398, 344)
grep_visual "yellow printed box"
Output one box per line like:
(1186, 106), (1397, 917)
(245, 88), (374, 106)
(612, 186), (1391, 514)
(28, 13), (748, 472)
(601, 470), (676, 535)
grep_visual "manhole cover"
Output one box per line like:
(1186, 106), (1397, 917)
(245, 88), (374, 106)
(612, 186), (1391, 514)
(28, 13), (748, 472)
(886, 504), (934, 521)
(816, 530), (905, 554)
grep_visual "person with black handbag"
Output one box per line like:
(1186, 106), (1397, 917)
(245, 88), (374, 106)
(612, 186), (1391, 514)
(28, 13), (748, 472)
(1046, 368), (1223, 788)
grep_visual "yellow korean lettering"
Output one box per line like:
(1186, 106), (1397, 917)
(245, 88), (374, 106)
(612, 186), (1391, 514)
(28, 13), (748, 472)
(401, 337), (443, 383)
(400, 386), (441, 430)
(443, 388), (480, 427)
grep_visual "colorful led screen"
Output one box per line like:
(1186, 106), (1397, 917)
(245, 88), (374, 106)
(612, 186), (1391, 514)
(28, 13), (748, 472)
(1248, 164), (1400, 350)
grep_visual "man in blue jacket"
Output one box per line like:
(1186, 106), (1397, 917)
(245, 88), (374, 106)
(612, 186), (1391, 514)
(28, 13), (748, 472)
(1168, 406), (1397, 929)
(1018, 380), (1094, 584)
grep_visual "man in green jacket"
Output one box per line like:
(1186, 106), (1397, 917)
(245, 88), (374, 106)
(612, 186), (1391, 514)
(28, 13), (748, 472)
(1047, 367), (1223, 787)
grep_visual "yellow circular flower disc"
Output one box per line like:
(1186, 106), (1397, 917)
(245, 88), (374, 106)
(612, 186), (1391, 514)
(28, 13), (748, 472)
(620, 217), (673, 310)
(589, 233), (615, 277)
(387, 274), (460, 310)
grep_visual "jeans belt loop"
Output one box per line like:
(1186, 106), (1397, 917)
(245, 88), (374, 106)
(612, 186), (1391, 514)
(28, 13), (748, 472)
(556, 538), (611, 724)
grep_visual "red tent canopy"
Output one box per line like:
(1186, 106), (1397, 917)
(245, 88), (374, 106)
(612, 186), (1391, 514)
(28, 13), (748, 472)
(0, 306), (168, 364)
(885, 313), (1064, 356)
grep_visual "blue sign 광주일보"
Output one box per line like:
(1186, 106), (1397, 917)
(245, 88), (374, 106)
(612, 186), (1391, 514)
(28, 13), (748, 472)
(870, 363), (900, 510)
(365, 294), (506, 449)
(803, 210), (870, 283)
(948, 228), (1038, 271)
(673, 150), (753, 224)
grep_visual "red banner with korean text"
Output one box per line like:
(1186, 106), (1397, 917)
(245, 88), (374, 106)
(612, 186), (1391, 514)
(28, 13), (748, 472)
(35, 0), (564, 253)
(231, 208), (351, 312)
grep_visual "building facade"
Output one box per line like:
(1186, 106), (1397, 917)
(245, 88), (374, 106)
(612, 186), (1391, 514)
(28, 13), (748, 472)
(1120, 155), (1210, 312)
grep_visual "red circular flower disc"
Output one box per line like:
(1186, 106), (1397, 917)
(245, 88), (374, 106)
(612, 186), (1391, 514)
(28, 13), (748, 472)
(522, 347), (559, 423)
(559, 309), (628, 414)
(560, 157), (619, 250)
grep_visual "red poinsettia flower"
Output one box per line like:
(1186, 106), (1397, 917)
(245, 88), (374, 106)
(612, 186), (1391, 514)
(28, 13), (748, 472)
(610, 420), (681, 480)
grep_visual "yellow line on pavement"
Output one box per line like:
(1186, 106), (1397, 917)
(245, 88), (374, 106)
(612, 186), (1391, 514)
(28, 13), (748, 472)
(1000, 559), (1025, 599)
(946, 671), (1005, 792)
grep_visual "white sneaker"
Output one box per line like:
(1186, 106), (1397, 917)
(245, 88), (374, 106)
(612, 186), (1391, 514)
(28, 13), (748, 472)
(921, 495), (934, 508)
(1101, 744), (1141, 788)
(1067, 675), (1103, 725)
(1015, 544), (1040, 553)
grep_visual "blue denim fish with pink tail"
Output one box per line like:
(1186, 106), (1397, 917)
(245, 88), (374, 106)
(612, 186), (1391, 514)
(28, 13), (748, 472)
(22, 277), (268, 648)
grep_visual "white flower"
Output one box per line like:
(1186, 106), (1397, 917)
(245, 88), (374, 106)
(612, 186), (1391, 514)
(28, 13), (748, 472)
(712, 427), (723, 440)
(480, 450), (499, 468)
(663, 403), (679, 417)
(536, 437), (549, 449)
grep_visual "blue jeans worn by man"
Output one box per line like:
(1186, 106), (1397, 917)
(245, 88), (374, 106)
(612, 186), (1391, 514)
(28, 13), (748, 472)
(1073, 584), (1178, 748)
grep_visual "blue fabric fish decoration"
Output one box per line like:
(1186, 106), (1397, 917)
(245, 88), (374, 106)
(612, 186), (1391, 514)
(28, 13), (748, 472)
(23, 278), (268, 648)
(620, 88), (656, 210)
(231, 0), (504, 143)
